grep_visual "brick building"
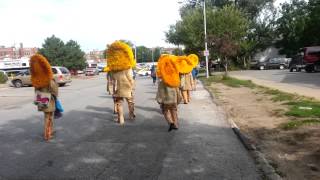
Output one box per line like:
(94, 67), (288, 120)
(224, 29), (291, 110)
(0, 43), (38, 60)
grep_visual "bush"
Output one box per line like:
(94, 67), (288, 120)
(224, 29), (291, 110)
(0, 72), (8, 84)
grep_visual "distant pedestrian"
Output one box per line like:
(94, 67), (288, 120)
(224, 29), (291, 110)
(30, 54), (59, 141)
(150, 65), (157, 85)
(156, 55), (181, 131)
(191, 67), (199, 90)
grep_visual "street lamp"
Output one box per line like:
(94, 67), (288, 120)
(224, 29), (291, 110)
(203, 0), (209, 78)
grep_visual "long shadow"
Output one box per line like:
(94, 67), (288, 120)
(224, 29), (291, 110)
(135, 105), (162, 114)
(0, 109), (262, 179)
(86, 105), (114, 115)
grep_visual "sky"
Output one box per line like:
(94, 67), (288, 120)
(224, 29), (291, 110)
(0, 0), (289, 52)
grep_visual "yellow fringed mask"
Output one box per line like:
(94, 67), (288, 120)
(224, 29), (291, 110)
(175, 55), (194, 74)
(30, 54), (53, 88)
(157, 55), (180, 88)
(188, 54), (199, 67)
(106, 41), (136, 71)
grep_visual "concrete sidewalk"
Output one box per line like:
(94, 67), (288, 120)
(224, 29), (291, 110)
(230, 74), (320, 100)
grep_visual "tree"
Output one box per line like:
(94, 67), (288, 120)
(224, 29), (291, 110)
(275, 0), (308, 56)
(303, 0), (320, 45)
(38, 35), (86, 71)
(207, 5), (249, 75)
(63, 40), (86, 71)
(38, 35), (65, 66)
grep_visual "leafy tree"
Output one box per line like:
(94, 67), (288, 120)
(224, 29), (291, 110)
(207, 5), (249, 74)
(38, 35), (86, 70)
(38, 35), (65, 66)
(63, 40), (86, 71)
(303, 0), (320, 45)
(275, 0), (308, 56)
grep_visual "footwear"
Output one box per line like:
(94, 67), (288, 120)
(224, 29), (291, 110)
(168, 123), (175, 132)
(172, 125), (178, 130)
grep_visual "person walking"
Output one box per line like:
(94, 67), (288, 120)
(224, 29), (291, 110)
(150, 65), (157, 85)
(30, 54), (59, 141)
(180, 72), (193, 104)
(191, 67), (199, 90)
(156, 55), (181, 131)
(106, 41), (136, 125)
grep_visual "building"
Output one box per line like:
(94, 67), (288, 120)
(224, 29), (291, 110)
(0, 43), (38, 60)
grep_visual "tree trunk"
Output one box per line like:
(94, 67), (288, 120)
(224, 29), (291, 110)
(224, 57), (228, 77)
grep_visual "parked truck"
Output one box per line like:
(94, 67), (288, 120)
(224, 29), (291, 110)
(302, 46), (320, 73)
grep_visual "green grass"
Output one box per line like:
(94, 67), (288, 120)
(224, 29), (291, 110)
(285, 100), (320, 118)
(263, 88), (296, 102)
(281, 119), (320, 130)
(200, 75), (255, 88)
(200, 75), (320, 120)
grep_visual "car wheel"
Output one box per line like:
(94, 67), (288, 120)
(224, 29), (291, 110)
(279, 65), (285, 70)
(59, 83), (66, 87)
(13, 80), (23, 88)
(289, 68), (293, 72)
(259, 66), (265, 70)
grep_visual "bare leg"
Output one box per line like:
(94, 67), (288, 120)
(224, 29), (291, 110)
(170, 106), (178, 129)
(187, 90), (191, 103)
(126, 95), (135, 120)
(44, 112), (51, 141)
(116, 98), (124, 125)
(182, 90), (188, 104)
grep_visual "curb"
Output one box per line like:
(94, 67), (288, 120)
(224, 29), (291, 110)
(200, 80), (282, 180)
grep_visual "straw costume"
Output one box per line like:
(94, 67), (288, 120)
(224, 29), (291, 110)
(176, 55), (197, 104)
(30, 54), (58, 141)
(106, 41), (136, 125)
(156, 55), (181, 131)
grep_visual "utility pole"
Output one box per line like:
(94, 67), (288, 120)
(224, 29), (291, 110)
(203, 0), (209, 78)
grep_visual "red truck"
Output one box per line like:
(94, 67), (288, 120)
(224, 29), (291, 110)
(302, 46), (320, 72)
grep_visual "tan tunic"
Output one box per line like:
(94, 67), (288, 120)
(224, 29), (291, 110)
(112, 69), (134, 98)
(36, 80), (59, 113)
(180, 73), (193, 91)
(156, 80), (181, 105)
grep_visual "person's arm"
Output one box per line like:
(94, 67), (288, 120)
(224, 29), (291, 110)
(49, 80), (58, 97)
(126, 69), (134, 88)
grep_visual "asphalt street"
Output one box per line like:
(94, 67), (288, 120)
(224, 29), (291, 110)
(0, 75), (260, 179)
(230, 70), (320, 89)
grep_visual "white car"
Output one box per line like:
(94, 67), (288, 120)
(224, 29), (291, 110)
(136, 68), (151, 76)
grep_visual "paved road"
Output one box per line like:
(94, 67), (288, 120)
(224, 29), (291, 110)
(230, 70), (320, 89)
(0, 75), (260, 179)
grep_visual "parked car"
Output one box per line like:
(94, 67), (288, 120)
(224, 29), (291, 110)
(10, 70), (32, 88)
(10, 66), (71, 88)
(289, 54), (305, 72)
(136, 68), (151, 76)
(52, 66), (72, 86)
(85, 68), (99, 76)
(256, 58), (291, 70)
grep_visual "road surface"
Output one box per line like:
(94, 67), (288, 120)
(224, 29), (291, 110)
(0, 75), (260, 179)
(230, 70), (320, 89)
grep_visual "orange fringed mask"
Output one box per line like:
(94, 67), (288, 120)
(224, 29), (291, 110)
(175, 55), (194, 74)
(30, 54), (53, 88)
(157, 55), (180, 88)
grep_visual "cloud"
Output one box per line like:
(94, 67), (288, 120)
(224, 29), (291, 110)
(0, 0), (181, 50)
